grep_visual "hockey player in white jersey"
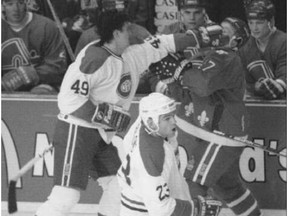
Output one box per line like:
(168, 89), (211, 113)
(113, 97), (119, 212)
(35, 1), (208, 216)
(118, 93), (222, 216)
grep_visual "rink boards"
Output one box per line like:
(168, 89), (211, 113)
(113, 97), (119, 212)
(1, 94), (286, 212)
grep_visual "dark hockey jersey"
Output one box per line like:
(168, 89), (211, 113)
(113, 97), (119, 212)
(239, 29), (287, 94)
(178, 48), (248, 137)
(1, 12), (67, 88)
(175, 48), (248, 186)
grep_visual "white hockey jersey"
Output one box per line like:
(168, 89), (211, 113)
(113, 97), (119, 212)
(117, 121), (192, 216)
(57, 33), (198, 142)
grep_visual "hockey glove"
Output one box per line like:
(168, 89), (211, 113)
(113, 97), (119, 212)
(197, 23), (226, 48)
(193, 195), (222, 216)
(2, 66), (39, 92)
(149, 54), (193, 85)
(255, 78), (286, 99)
(91, 103), (131, 132)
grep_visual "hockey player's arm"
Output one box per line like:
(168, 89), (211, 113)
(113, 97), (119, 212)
(274, 41), (287, 92)
(35, 22), (67, 89)
(124, 32), (200, 76)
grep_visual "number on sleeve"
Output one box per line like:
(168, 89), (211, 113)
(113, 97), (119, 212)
(71, 80), (89, 96)
(146, 36), (160, 49)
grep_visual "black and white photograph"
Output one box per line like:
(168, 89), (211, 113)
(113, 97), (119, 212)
(1, 0), (287, 215)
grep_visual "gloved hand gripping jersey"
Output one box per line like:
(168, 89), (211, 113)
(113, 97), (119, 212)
(91, 103), (131, 132)
(2, 66), (39, 92)
(193, 195), (222, 216)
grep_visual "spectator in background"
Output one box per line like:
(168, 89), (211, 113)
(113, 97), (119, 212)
(162, 0), (211, 34)
(239, 0), (286, 100)
(2, 0), (67, 94)
(62, 12), (92, 53)
(74, 0), (100, 56)
(206, 0), (286, 32)
(127, 0), (156, 34)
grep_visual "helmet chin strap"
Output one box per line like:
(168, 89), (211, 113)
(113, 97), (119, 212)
(143, 120), (167, 138)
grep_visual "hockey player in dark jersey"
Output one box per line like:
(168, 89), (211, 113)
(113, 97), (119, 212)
(1, 0), (67, 93)
(160, 18), (263, 216)
(239, 0), (286, 100)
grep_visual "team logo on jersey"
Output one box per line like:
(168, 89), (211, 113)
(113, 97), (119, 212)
(117, 73), (132, 98)
(185, 102), (194, 117)
(197, 110), (209, 127)
(2, 38), (31, 72)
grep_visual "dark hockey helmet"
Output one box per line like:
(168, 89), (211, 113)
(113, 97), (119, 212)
(222, 17), (250, 48)
(177, 0), (207, 9)
(97, 0), (128, 12)
(245, 0), (275, 20)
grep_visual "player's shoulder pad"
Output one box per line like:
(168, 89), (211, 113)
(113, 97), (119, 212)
(79, 44), (111, 74)
(139, 125), (165, 177)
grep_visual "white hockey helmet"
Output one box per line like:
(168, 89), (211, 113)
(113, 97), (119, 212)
(139, 93), (177, 133)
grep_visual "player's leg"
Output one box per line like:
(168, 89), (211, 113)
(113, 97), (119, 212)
(213, 161), (262, 216)
(34, 185), (80, 216)
(183, 139), (221, 199)
(93, 138), (122, 216)
(35, 120), (102, 216)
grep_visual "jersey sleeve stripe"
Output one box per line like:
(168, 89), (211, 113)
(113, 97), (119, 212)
(121, 199), (148, 213)
(121, 194), (146, 206)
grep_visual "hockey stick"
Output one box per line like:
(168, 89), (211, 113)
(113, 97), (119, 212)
(46, 0), (76, 62)
(8, 145), (54, 214)
(213, 130), (287, 158)
(175, 116), (286, 158)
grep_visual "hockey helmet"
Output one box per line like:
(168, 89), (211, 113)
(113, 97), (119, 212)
(139, 93), (177, 133)
(222, 17), (250, 48)
(245, 0), (275, 20)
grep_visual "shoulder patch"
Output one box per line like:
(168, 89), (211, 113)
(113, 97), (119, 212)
(79, 45), (111, 74)
(139, 125), (164, 177)
(117, 73), (132, 98)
